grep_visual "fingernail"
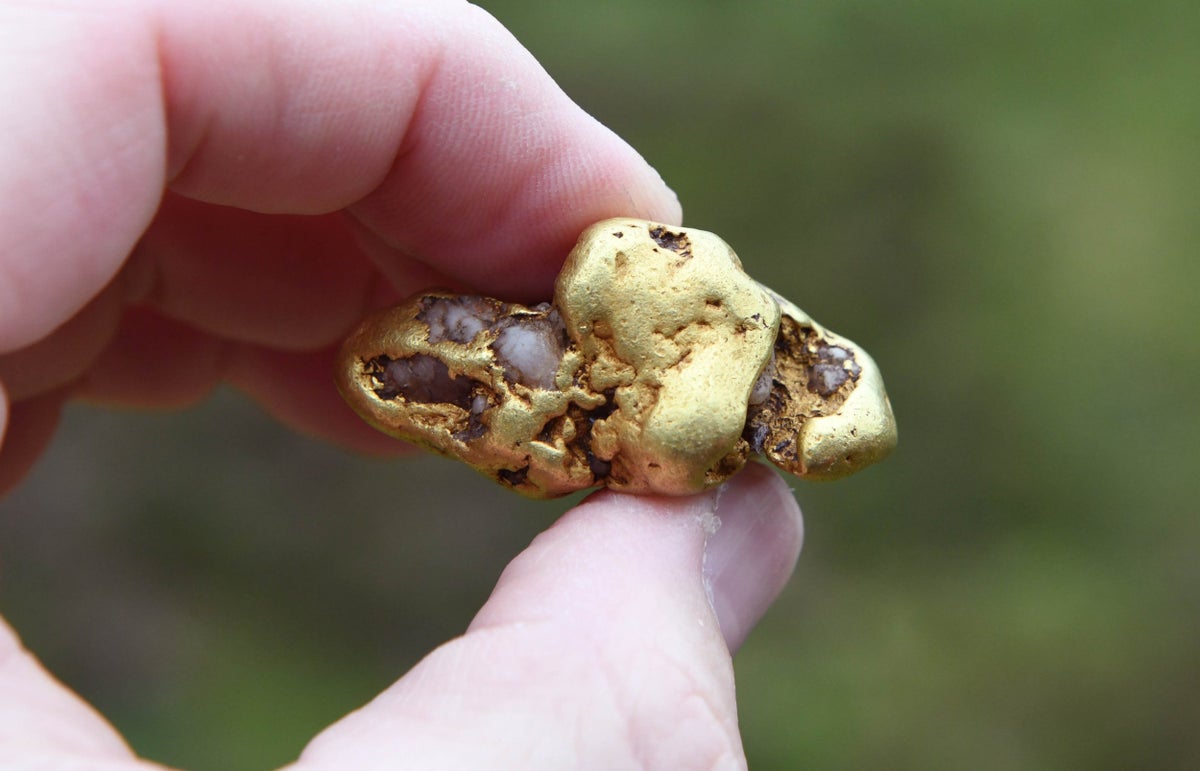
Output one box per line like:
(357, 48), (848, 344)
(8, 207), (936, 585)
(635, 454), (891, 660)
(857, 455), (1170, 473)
(702, 462), (804, 652)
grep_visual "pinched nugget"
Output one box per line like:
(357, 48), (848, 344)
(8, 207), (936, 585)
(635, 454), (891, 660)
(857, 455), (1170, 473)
(336, 219), (896, 497)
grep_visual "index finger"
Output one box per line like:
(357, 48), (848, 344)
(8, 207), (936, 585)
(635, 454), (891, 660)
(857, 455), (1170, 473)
(0, 0), (680, 351)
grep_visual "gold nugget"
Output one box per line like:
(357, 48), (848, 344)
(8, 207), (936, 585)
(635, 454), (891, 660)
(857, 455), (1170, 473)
(336, 219), (896, 497)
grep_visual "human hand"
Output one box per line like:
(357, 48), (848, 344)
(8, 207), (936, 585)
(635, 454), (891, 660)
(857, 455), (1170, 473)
(0, 1), (804, 768)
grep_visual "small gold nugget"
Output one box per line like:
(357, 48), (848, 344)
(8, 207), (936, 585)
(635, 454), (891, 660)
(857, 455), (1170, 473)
(336, 219), (896, 498)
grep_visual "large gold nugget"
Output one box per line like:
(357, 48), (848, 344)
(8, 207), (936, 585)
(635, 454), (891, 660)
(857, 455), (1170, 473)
(336, 219), (897, 498)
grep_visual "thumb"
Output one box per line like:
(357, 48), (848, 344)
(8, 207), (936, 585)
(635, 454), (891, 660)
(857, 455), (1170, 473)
(470, 460), (803, 653)
(292, 462), (802, 770)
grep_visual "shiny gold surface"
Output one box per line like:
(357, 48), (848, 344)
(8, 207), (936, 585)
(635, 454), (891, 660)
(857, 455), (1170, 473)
(336, 219), (896, 497)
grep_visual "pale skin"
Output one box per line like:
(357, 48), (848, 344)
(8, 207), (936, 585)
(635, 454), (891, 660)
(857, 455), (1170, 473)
(0, 1), (805, 768)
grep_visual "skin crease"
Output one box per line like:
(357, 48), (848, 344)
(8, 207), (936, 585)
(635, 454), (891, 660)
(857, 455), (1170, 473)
(0, 1), (806, 769)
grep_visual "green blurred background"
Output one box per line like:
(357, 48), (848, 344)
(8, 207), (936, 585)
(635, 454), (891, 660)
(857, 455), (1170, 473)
(3, 0), (1198, 768)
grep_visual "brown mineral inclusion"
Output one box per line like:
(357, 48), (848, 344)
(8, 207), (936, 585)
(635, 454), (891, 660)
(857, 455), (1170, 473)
(336, 219), (897, 498)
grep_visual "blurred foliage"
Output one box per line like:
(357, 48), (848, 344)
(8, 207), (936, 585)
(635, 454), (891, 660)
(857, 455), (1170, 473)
(2, 0), (1198, 768)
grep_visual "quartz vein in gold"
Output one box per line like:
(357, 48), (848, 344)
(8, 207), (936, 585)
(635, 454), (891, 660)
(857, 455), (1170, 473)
(336, 219), (897, 498)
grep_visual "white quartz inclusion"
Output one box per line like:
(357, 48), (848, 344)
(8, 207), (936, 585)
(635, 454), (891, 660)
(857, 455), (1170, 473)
(749, 355), (776, 405)
(492, 319), (563, 390)
(423, 296), (498, 344)
(419, 296), (563, 391)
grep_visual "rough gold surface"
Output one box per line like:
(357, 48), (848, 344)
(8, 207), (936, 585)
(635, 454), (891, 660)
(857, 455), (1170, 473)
(744, 291), (898, 481)
(336, 219), (896, 498)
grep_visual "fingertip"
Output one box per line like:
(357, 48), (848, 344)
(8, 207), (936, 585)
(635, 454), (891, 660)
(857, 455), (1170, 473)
(704, 462), (804, 652)
(468, 487), (719, 635)
(340, 2), (683, 300)
(470, 463), (804, 656)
